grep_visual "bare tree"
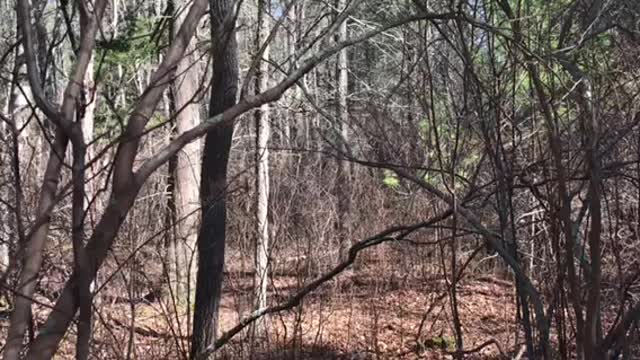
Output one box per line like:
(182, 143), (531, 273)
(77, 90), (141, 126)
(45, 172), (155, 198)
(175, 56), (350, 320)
(252, 0), (271, 337)
(18, 1), (210, 357)
(335, 0), (351, 261)
(3, 0), (107, 357)
(190, 0), (239, 356)
(166, 0), (203, 306)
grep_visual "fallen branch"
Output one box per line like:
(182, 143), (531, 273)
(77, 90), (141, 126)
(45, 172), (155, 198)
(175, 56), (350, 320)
(107, 313), (189, 340)
(195, 209), (453, 359)
(444, 339), (505, 357)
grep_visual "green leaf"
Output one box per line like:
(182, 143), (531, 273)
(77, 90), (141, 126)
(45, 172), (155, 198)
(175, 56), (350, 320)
(382, 170), (400, 189)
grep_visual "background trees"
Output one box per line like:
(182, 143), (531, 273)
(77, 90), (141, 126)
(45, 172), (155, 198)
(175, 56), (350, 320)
(1, 0), (640, 359)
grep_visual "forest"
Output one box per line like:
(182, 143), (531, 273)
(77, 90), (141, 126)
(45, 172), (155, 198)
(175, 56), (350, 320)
(0, 0), (639, 358)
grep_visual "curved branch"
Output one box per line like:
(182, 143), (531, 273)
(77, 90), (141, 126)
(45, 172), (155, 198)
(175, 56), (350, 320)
(194, 210), (454, 359)
(15, 0), (62, 122)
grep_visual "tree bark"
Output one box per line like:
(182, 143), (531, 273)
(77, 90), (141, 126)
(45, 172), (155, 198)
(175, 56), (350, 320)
(335, 0), (351, 261)
(190, 0), (239, 356)
(167, 0), (203, 306)
(253, 0), (270, 336)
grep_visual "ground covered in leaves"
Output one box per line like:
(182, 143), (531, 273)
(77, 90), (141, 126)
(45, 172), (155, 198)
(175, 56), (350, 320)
(1, 268), (521, 359)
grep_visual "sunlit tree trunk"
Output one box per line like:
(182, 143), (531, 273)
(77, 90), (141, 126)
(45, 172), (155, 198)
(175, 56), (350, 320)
(335, 0), (350, 261)
(166, 0), (202, 307)
(0, 85), (8, 277)
(0, 147), (8, 279)
(253, 0), (270, 336)
(82, 56), (99, 222)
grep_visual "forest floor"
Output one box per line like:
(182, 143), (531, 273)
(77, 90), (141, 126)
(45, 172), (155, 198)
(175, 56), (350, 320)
(214, 274), (519, 360)
(1, 260), (520, 359)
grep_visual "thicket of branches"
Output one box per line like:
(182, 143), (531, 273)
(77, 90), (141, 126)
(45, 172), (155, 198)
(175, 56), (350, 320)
(1, 0), (640, 359)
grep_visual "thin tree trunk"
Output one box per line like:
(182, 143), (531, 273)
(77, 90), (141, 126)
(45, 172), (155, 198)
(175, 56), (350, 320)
(0, 165), (8, 278)
(2, 15), (71, 360)
(167, 0), (202, 306)
(81, 59), (96, 146)
(190, 0), (239, 356)
(253, 0), (270, 336)
(287, 2), (305, 149)
(335, 0), (350, 261)
(74, 48), (98, 360)
(82, 55), (99, 221)
(0, 36), (30, 291)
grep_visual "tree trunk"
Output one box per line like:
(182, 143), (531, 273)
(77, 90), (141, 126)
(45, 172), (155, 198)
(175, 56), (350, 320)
(190, 0), (239, 356)
(82, 54), (100, 223)
(0, 33), (31, 291)
(166, 0), (202, 307)
(335, 0), (350, 261)
(2, 17), (70, 360)
(22, 1), (207, 357)
(287, 2), (306, 150)
(253, 0), (270, 336)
